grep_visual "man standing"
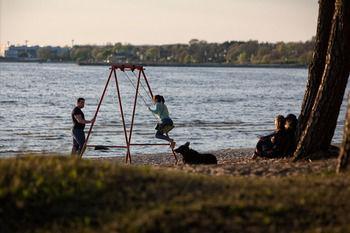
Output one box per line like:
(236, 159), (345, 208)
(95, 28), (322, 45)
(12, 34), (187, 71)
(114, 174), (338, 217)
(71, 97), (95, 156)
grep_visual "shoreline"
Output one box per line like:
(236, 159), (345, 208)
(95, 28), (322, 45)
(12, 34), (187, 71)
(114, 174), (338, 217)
(77, 62), (307, 69)
(91, 147), (338, 177)
(0, 59), (307, 69)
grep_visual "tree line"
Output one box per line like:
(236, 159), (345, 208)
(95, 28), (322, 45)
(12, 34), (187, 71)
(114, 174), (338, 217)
(37, 38), (316, 65)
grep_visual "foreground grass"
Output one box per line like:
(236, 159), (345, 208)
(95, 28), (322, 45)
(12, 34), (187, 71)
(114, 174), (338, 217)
(1, 156), (350, 233)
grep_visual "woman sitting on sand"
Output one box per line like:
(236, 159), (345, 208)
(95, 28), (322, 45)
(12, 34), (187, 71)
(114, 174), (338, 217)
(148, 95), (176, 148)
(283, 114), (298, 157)
(252, 115), (287, 159)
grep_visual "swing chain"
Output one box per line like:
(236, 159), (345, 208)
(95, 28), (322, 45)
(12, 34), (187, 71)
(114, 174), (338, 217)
(123, 71), (159, 121)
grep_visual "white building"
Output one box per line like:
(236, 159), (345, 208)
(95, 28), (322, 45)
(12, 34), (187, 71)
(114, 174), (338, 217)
(5, 45), (40, 58)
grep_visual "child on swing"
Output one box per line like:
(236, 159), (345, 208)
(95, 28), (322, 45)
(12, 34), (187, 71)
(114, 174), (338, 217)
(148, 95), (176, 148)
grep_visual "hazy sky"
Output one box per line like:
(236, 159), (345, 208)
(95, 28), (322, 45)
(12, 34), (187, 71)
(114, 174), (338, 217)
(0, 0), (319, 47)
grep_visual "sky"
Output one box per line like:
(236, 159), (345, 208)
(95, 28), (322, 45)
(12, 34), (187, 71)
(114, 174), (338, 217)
(0, 0), (319, 47)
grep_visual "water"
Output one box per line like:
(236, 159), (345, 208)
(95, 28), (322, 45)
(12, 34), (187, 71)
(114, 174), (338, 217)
(0, 62), (348, 157)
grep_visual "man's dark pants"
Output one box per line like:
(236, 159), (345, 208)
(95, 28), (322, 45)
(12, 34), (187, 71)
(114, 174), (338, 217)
(72, 128), (85, 156)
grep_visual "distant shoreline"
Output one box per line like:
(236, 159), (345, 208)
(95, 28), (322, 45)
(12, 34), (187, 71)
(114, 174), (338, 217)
(0, 58), (307, 69)
(78, 62), (307, 69)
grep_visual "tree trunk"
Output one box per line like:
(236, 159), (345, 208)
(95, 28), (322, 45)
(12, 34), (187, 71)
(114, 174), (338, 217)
(337, 94), (350, 172)
(293, 0), (350, 160)
(297, 0), (336, 139)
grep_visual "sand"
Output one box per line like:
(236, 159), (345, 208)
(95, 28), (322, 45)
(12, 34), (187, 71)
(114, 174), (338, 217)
(96, 147), (339, 177)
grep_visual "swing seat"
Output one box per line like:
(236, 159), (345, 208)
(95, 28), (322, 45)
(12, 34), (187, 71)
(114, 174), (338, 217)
(156, 123), (175, 134)
(162, 124), (174, 134)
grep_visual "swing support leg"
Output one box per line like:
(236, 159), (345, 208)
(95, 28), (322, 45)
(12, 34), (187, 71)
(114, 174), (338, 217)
(127, 69), (141, 163)
(113, 69), (132, 163)
(80, 68), (114, 158)
(142, 69), (153, 98)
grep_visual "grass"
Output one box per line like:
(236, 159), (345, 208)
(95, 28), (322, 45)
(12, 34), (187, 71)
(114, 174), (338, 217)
(1, 155), (350, 233)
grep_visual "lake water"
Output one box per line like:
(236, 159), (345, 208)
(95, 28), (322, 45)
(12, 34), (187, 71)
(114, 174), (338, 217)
(0, 62), (348, 157)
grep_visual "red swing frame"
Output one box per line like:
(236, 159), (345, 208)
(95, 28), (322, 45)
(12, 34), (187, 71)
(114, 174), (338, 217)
(80, 64), (178, 164)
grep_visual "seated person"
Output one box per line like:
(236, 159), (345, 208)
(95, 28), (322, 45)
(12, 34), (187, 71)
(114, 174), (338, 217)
(283, 114), (298, 157)
(252, 115), (287, 159)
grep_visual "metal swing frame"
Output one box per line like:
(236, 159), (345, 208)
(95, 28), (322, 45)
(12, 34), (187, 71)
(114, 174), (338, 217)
(80, 64), (178, 164)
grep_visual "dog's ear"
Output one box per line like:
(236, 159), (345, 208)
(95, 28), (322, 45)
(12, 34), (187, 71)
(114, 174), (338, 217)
(185, 142), (190, 147)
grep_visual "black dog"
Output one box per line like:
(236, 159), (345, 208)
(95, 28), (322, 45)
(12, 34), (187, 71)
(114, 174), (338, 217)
(174, 142), (217, 164)
(94, 145), (109, 151)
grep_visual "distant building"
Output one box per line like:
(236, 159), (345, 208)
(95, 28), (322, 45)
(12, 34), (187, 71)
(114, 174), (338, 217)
(4, 45), (70, 61)
(0, 44), (6, 57)
(5, 45), (40, 59)
(107, 52), (133, 63)
(47, 46), (70, 58)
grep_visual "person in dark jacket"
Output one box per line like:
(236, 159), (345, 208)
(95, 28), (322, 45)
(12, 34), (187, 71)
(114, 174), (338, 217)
(252, 115), (287, 159)
(283, 114), (298, 157)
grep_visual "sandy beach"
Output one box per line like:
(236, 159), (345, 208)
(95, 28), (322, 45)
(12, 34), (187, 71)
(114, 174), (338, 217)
(96, 147), (338, 177)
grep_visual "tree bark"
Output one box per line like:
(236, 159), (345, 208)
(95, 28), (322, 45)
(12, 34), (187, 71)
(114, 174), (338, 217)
(337, 94), (350, 172)
(294, 0), (350, 160)
(297, 0), (336, 139)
